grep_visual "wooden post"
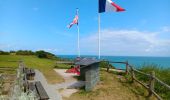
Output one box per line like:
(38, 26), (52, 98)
(131, 68), (135, 82)
(148, 71), (155, 97)
(125, 61), (128, 74)
(107, 61), (110, 72)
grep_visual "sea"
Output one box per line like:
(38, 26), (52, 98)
(58, 55), (170, 69)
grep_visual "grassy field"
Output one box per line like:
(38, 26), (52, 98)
(1, 55), (166, 99)
(0, 55), (65, 84)
(54, 63), (71, 69)
(65, 70), (156, 100)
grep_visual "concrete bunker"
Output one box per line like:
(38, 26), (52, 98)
(75, 58), (100, 91)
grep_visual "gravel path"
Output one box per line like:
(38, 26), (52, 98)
(54, 69), (85, 89)
(33, 69), (85, 100)
(54, 69), (85, 98)
(34, 70), (62, 100)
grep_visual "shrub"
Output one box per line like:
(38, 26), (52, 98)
(0, 50), (10, 55)
(16, 50), (34, 55)
(99, 61), (115, 68)
(9, 50), (16, 53)
(35, 50), (57, 59)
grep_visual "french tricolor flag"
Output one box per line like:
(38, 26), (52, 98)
(99, 0), (125, 13)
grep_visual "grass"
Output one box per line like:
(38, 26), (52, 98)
(0, 55), (65, 84)
(54, 63), (71, 69)
(64, 70), (155, 100)
(1, 55), (168, 99)
(137, 64), (170, 100)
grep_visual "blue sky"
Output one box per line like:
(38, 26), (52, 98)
(0, 0), (170, 56)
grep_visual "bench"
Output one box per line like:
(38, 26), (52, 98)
(35, 81), (49, 100)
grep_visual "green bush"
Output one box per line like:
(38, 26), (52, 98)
(99, 61), (115, 68)
(0, 50), (10, 55)
(35, 50), (58, 59)
(16, 50), (35, 55)
(9, 50), (16, 53)
(0, 50), (60, 60)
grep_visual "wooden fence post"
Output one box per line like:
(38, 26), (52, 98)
(148, 71), (155, 97)
(125, 61), (128, 74)
(131, 67), (135, 82)
(107, 61), (110, 72)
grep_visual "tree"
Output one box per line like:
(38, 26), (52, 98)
(35, 50), (56, 59)
(35, 50), (47, 58)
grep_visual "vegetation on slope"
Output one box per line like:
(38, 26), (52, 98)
(0, 50), (10, 55)
(137, 64), (170, 99)
(0, 55), (64, 84)
(99, 61), (115, 68)
(65, 70), (148, 100)
(0, 50), (58, 59)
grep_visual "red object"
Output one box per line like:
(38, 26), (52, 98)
(111, 2), (125, 12)
(66, 65), (80, 75)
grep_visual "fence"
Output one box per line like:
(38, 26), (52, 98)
(104, 61), (170, 100)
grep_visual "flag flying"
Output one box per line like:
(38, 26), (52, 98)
(99, 0), (125, 13)
(68, 11), (79, 28)
(67, 9), (80, 57)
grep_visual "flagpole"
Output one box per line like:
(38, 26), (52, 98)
(98, 12), (101, 59)
(77, 24), (80, 57)
(77, 8), (80, 57)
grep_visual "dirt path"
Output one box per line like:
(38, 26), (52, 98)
(33, 69), (85, 100)
(54, 69), (85, 98)
(34, 70), (62, 100)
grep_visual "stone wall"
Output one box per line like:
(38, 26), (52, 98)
(84, 63), (100, 91)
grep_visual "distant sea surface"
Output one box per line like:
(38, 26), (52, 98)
(58, 55), (170, 69)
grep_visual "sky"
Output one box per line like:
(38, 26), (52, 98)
(0, 0), (170, 56)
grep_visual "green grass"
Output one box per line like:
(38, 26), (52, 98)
(0, 55), (64, 84)
(137, 64), (170, 100)
(54, 63), (71, 69)
(65, 70), (149, 100)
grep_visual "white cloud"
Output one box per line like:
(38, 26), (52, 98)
(80, 29), (170, 56)
(161, 26), (170, 32)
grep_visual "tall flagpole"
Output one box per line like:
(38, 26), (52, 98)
(77, 8), (80, 57)
(98, 13), (101, 59)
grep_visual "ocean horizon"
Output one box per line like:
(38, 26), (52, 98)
(58, 55), (170, 69)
